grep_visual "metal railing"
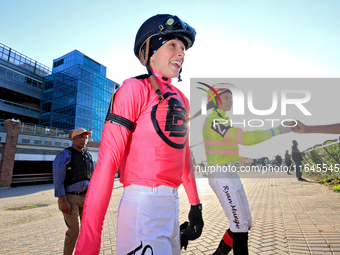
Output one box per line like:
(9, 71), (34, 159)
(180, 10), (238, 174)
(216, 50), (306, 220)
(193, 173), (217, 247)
(0, 43), (52, 77)
(11, 173), (53, 186)
(19, 122), (69, 138)
(302, 137), (340, 179)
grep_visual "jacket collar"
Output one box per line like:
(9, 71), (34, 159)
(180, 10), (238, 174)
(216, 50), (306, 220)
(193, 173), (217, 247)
(215, 108), (226, 117)
(151, 69), (172, 87)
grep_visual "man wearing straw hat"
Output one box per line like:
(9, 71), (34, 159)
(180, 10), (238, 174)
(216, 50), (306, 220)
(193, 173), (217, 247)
(53, 128), (93, 255)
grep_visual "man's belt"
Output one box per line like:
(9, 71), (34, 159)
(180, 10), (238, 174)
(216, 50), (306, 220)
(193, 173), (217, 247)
(66, 190), (87, 195)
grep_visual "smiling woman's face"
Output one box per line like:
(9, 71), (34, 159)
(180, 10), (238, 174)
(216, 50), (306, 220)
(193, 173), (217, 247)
(149, 39), (185, 78)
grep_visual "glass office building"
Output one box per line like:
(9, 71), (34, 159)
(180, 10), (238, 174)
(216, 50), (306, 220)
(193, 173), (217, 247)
(40, 50), (117, 142)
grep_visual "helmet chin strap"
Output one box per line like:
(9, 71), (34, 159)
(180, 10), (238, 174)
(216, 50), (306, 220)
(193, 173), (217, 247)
(178, 68), (183, 82)
(140, 38), (165, 104)
(146, 65), (165, 104)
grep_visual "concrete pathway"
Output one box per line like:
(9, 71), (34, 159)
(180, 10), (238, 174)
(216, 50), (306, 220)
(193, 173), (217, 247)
(0, 173), (339, 254)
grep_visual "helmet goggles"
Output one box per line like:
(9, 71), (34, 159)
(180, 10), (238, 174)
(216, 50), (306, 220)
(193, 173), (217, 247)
(159, 15), (196, 36)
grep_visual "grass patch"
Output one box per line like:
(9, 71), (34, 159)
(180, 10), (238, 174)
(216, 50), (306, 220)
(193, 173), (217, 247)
(5, 204), (50, 211)
(317, 178), (332, 185)
(333, 184), (340, 192)
(313, 178), (340, 192)
(24, 205), (38, 208)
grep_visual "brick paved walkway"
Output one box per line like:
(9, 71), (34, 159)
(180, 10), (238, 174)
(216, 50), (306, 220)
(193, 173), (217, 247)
(0, 173), (339, 254)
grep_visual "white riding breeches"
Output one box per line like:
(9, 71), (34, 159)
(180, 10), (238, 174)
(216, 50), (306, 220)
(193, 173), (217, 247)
(116, 184), (180, 255)
(209, 173), (252, 233)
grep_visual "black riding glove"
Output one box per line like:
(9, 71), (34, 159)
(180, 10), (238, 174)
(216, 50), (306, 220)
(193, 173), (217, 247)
(180, 221), (189, 250)
(188, 203), (204, 238)
(180, 204), (204, 250)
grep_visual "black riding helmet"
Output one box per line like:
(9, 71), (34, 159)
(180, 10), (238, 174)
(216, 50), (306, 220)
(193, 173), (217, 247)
(134, 14), (196, 65)
(134, 14), (196, 103)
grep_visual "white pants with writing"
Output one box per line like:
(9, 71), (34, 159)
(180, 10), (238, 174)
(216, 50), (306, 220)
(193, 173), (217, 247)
(116, 184), (180, 255)
(209, 173), (252, 232)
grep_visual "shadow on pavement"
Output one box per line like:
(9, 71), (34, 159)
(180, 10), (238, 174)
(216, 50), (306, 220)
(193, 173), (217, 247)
(0, 184), (54, 198)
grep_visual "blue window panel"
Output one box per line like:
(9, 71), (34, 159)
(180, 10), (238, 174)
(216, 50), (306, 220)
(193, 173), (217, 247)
(41, 50), (117, 141)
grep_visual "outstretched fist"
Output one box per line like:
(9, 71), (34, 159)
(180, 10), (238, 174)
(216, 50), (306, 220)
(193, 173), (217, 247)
(277, 121), (293, 134)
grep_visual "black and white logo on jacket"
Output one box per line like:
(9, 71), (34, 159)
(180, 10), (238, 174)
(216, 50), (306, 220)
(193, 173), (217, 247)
(151, 92), (188, 149)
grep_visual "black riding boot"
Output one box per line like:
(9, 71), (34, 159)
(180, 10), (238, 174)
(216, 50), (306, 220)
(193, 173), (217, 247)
(212, 239), (232, 255)
(232, 232), (249, 255)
